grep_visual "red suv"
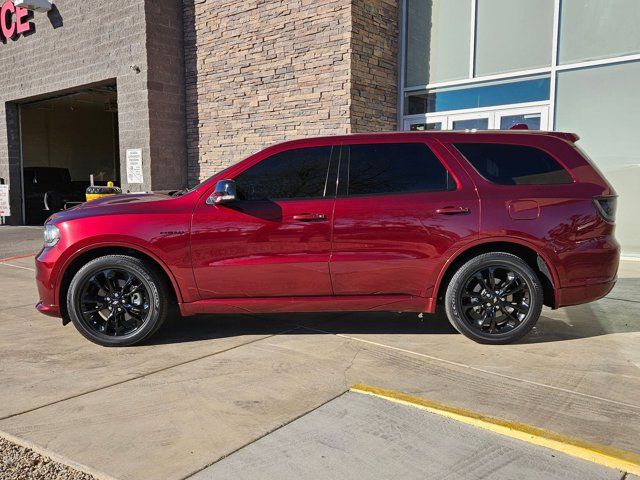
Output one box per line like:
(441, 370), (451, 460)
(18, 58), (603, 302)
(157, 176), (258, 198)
(35, 132), (619, 346)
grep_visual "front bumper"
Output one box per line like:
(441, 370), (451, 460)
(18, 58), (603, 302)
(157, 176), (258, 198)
(35, 247), (63, 319)
(36, 302), (61, 318)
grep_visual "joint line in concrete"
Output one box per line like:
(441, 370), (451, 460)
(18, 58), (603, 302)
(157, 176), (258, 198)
(0, 327), (302, 422)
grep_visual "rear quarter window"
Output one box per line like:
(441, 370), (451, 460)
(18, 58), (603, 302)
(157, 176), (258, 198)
(454, 143), (573, 185)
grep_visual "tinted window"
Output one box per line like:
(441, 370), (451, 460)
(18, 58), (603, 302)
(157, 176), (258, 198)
(234, 146), (332, 200)
(345, 143), (453, 196)
(454, 143), (573, 185)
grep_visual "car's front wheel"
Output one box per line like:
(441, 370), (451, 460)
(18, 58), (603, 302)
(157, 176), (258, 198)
(67, 255), (170, 347)
(444, 252), (543, 344)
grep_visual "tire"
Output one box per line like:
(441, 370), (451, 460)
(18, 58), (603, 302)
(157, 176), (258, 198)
(67, 255), (170, 347)
(444, 252), (543, 345)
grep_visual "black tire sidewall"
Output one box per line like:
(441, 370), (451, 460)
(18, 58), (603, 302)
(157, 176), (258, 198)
(445, 253), (543, 345)
(67, 255), (165, 347)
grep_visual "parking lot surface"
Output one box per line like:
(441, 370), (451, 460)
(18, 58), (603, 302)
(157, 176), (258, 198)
(189, 391), (624, 480)
(0, 227), (42, 259)
(0, 244), (638, 479)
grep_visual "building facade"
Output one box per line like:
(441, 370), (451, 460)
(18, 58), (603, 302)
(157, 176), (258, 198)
(402, 0), (640, 255)
(0, 0), (638, 254)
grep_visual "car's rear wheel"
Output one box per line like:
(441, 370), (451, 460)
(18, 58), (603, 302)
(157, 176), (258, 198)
(67, 255), (169, 347)
(444, 252), (543, 344)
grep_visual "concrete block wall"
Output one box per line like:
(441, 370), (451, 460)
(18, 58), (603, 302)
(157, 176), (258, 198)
(1, 103), (21, 220)
(0, 0), (148, 223)
(145, 0), (188, 192)
(0, 0), (186, 224)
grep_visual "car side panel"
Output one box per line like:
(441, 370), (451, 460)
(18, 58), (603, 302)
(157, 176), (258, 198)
(190, 197), (335, 298)
(330, 140), (480, 298)
(442, 137), (620, 292)
(36, 196), (199, 315)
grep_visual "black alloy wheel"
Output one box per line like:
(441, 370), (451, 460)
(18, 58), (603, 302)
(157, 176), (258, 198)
(78, 268), (150, 337)
(445, 252), (543, 344)
(67, 255), (170, 346)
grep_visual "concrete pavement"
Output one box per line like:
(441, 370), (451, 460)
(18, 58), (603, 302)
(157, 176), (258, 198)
(189, 391), (624, 480)
(0, 226), (43, 258)
(0, 253), (638, 479)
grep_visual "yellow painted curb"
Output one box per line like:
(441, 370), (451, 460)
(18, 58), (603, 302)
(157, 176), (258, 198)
(351, 384), (640, 476)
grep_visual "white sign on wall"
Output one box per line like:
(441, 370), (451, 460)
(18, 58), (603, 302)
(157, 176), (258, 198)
(0, 184), (10, 217)
(126, 149), (144, 184)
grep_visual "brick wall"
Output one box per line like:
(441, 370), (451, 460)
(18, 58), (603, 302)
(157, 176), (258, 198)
(184, 0), (399, 184)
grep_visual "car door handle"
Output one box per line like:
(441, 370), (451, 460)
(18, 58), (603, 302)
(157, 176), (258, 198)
(436, 206), (470, 215)
(293, 213), (327, 222)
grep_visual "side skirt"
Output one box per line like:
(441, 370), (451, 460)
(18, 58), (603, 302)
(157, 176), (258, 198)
(179, 295), (434, 316)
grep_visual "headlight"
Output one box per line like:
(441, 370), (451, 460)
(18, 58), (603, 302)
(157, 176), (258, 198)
(44, 224), (61, 248)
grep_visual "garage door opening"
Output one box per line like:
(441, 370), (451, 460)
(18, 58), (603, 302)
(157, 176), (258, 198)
(20, 84), (120, 225)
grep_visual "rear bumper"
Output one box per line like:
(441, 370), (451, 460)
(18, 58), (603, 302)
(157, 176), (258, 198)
(556, 279), (616, 308)
(553, 233), (619, 308)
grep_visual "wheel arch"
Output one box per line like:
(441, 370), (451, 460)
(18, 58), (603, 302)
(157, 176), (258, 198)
(58, 245), (182, 322)
(434, 239), (558, 310)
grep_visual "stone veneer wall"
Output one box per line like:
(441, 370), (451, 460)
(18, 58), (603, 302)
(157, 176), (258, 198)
(184, 0), (399, 184)
(350, 0), (399, 132)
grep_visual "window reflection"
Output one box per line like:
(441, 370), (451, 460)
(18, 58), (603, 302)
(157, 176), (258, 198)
(406, 77), (550, 115)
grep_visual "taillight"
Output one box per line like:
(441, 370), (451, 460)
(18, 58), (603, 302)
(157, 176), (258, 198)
(593, 196), (617, 223)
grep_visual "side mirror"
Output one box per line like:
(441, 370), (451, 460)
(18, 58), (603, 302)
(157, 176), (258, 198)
(207, 179), (237, 205)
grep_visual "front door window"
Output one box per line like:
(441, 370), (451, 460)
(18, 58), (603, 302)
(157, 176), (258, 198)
(233, 146), (332, 201)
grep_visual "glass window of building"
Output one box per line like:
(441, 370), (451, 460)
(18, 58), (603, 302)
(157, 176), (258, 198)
(405, 76), (550, 115)
(559, 0), (640, 64)
(555, 61), (640, 253)
(475, 0), (554, 76)
(405, 0), (471, 86)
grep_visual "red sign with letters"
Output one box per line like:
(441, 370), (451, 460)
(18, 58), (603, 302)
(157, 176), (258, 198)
(1, 1), (34, 43)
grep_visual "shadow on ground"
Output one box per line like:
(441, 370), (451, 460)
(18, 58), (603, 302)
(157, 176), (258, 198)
(147, 311), (457, 346)
(147, 276), (640, 347)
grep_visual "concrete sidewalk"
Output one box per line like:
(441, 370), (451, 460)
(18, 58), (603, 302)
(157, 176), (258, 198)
(0, 254), (638, 479)
(189, 391), (625, 480)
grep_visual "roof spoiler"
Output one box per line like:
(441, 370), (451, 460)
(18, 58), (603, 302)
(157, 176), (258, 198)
(547, 132), (580, 143)
(508, 124), (580, 143)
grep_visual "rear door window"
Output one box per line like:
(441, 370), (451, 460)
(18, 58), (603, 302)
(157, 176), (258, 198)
(454, 143), (572, 185)
(234, 146), (333, 200)
(341, 143), (455, 196)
